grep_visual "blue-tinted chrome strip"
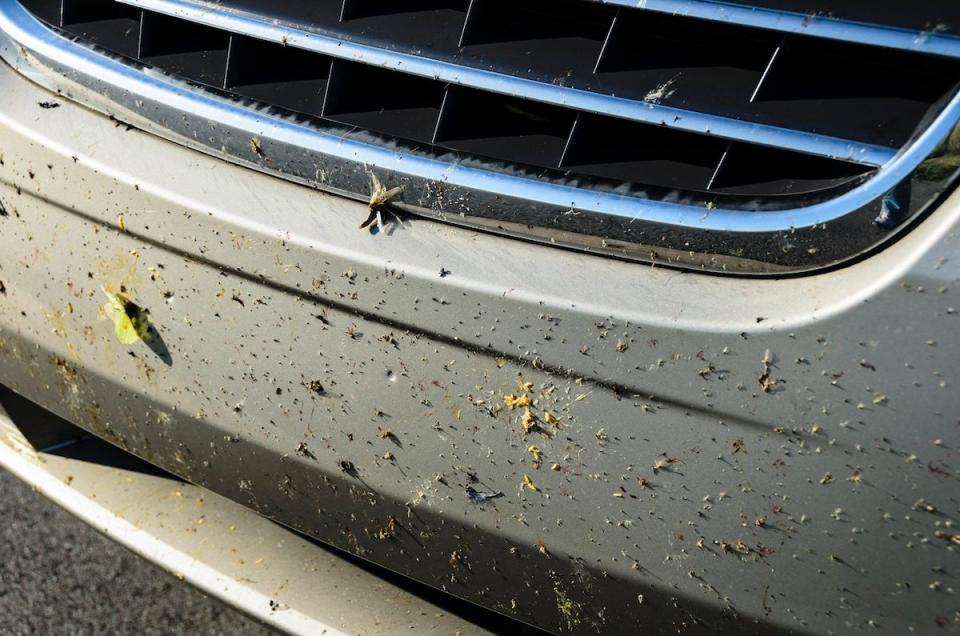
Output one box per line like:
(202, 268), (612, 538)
(117, 0), (895, 167)
(602, 0), (960, 59)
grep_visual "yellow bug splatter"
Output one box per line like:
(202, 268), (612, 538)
(527, 445), (542, 463)
(521, 474), (538, 491)
(101, 287), (150, 345)
(543, 412), (561, 427)
(521, 408), (538, 434)
(504, 393), (533, 409)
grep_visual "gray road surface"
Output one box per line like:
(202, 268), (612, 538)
(0, 469), (275, 635)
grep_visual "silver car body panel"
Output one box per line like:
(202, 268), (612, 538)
(0, 36), (959, 634)
(0, 390), (492, 636)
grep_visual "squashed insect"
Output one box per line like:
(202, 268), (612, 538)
(100, 287), (150, 345)
(464, 486), (503, 504)
(359, 173), (403, 232)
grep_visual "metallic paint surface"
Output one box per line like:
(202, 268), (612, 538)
(0, 391), (491, 636)
(0, 60), (958, 634)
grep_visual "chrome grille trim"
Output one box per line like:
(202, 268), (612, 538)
(600, 0), (960, 59)
(2, 0), (959, 274)
(118, 0), (895, 166)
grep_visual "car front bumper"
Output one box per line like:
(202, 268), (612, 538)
(1, 55), (959, 634)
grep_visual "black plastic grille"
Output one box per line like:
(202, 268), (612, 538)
(435, 87), (576, 169)
(218, 0), (959, 148)
(750, 37), (958, 146)
(18, 0), (960, 200)
(562, 115), (728, 190)
(61, 0), (140, 57)
(226, 36), (330, 116)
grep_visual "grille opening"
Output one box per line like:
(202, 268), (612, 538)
(752, 37), (960, 147)
(461, 0), (614, 45)
(595, 11), (780, 107)
(322, 60), (446, 143)
(139, 12), (230, 87)
(225, 0), (343, 29)
(226, 36), (331, 117)
(727, 0), (960, 35)
(339, 0), (469, 50)
(341, 0), (469, 21)
(22, 0), (58, 24)
(560, 114), (728, 190)
(61, 0), (141, 57)
(434, 86), (576, 168)
(708, 143), (873, 196)
(62, 0), (136, 24)
(460, 0), (615, 78)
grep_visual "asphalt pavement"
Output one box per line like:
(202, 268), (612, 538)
(0, 469), (275, 635)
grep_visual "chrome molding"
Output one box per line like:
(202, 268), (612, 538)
(601, 0), (960, 59)
(1, 0), (959, 273)
(119, 0), (895, 166)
